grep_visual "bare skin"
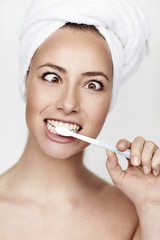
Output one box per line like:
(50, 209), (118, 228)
(0, 27), (159, 239)
(0, 161), (138, 239)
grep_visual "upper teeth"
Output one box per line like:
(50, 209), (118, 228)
(46, 120), (81, 134)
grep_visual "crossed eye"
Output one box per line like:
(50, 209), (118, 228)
(85, 81), (102, 90)
(43, 73), (60, 83)
(43, 73), (103, 90)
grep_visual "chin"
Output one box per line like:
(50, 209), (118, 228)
(42, 145), (83, 160)
(36, 138), (85, 160)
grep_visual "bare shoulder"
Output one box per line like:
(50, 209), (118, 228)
(0, 167), (19, 204)
(0, 170), (10, 192)
(82, 168), (139, 238)
(86, 170), (137, 219)
(84, 169), (138, 226)
(0, 167), (14, 193)
(86, 173), (139, 239)
(101, 182), (138, 220)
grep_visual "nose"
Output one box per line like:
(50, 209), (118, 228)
(56, 86), (80, 115)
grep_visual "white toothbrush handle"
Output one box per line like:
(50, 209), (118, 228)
(71, 132), (130, 159)
(96, 139), (131, 159)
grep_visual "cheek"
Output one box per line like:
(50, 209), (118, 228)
(26, 77), (52, 108)
(92, 98), (110, 124)
(25, 79), (50, 127)
(84, 92), (112, 135)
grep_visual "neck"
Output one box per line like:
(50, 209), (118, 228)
(7, 133), (89, 203)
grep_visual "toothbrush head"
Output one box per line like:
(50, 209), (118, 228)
(55, 126), (73, 137)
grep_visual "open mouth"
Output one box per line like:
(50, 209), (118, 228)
(44, 119), (82, 135)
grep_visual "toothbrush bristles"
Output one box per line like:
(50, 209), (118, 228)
(55, 126), (72, 137)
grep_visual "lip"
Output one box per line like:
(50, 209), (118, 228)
(43, 119), (82, 144)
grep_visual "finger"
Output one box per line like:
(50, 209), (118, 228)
(106, 150), (125, 187)
(141, 141), (158, 175)
(116, 139), (131, 151)
(130, 136), (146, 166)
(116, 139), (132, 166)
(151, 149), (160, 176)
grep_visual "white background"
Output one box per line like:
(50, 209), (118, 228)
(0, 0), (160, 183)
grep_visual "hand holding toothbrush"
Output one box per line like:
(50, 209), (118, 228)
(106, 137), (160, 240)
(55, 127), (160, 210)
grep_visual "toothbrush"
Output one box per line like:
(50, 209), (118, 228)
(55, 126), (131, 159)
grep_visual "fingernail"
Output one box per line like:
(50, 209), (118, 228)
(153, 170), (158, 176)
(118, 143), (125, 149)
(132, 156), (139, 166)
(143, 166), (149, 175)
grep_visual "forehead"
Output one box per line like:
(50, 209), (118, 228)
(31, 27), (113, 76)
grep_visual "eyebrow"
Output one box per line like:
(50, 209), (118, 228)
(38, 63), (109, 81)
(38, 63), (66, 73)
(82, 72), (109, 82)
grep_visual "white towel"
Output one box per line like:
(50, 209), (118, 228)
(19, 0), (149, 110)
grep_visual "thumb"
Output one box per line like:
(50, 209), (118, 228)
(106, 150), (125, 187)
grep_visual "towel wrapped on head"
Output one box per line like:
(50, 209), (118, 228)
(20, 0), (149, 110)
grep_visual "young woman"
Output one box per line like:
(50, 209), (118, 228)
(0, 0), (160, 239)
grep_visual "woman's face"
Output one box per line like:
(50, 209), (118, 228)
(25, 27), (113, 159)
